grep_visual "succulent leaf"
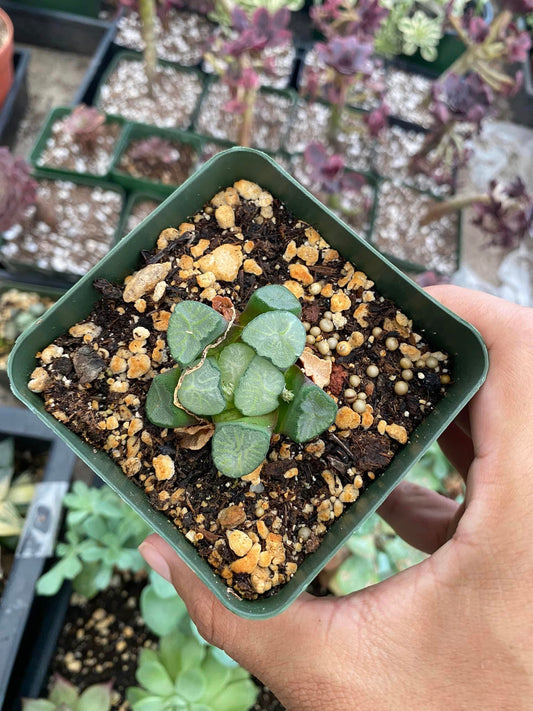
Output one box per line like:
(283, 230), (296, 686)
(239, 284), (302, 325)
(177, 359), (226, 416)
(217, 343), (255, 399)
(137, 658), (175, 696)
(77, 682), (113, 711)
(140, 583), (188, 637)
(167, 301), (227, 367)
(233, 355), (285, 416)
(146, 367), (197, 428)
(212, 422), (272, 478)
(241, 311), (306, 370)
(277, 366), (337, 443)
(175, 669), (206, 702)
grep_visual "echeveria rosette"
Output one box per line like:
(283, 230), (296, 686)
(398, 10), (443, 62)
(0, 148), (37, 233)
(23, 676), (113, 711)
(62, 105), (105, 145)
(127, 136), (181, 166)
(431, 73), (493, 127)
(127, 629), (257, 711)
(304, 142), (367, 196)
(146, 285), (338, 478)
(224, 6), (291, 56)
(317, 36), (373, 77)
(310, 0), (388, 41)
(472, 178), (533, 249)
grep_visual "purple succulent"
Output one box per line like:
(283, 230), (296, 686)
(304, 142), (366, 195)
(0, 148), (37, 232)
(224, 7), (291, 57)
(506, 23), (532, 62)
(317, 36), (373, 76)
(127, 137), (179, 165)
(62, 105), (106, 146)
(311, 0), (388, 41)
(432, 73), (493, 126)
(365, 101), (390, 137)
(472, 177), (532, 249)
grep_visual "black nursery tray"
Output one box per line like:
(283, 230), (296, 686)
(0, 407), (76, 710)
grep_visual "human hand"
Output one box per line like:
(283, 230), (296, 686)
(139, 286), (533, 711)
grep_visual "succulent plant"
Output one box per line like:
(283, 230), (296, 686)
(0, 147), (37, 233)
(22, 676), (112, 711)
(125, 136), (182, 169)
(311, 0), (389, 41)
(127, 629), (257, 711)
(397, 9), (443, 61)
(324, 442), (458, 596)
(141, 569), (238, 666)
(0, 438), (36, 561)
(205, 6), (292, 145)
(304, 141), (367, 198)
(210, 0), (303, 26)
(62, 105), (106, 148)
(422, 176), (533, 249)
(146, 285), (337, 478)
(36, 481), (152, 599)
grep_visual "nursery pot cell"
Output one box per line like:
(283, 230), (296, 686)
(8, 148), (488, 620)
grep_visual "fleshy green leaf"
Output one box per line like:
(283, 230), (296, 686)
(214, 677), (259, 711)
(175, 669), (206, 702)
(167, 301), (227, 367)
(140, 585), (188, 637)
(179, 637), (207, 673)
(159, 630), (188, 681)
(212, 422), (271, 478)
(239, 284), (302, 325)
(328, 554), (379, 596)
(149, 569), (178, 599)
(125, 689), (163, 711)
(81, 514), (108, 540)
(77, 683), (112, 711)
(200, 654), (232, 699)
(146, 367), (197, 429)
(21, 700), (56, 711)
(137, 659), (174, 696)
(177, 359), (226, 417)
(36, 554), (83, 596)
(217, 343), (255, 400)
(277, 371), (337, 443)
(233, 355), (285, 416)
(241, 311), (306, 370)
(48, 676), (79, 707)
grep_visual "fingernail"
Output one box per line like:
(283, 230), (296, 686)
(138, 541), (172, 583)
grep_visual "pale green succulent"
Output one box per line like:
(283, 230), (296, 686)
(22, 676), (112, 711)
(398, 10), (443, 61)
(127, 629), (257, 711)
(210, 0), (303, 25)
(375, 0), (485, 60)
(36, 481), (152, 599)
(326, 443), (460, 596)
(0, 438), (36, 545)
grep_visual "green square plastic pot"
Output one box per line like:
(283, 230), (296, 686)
(109, 122), (204, 197)
(118, 190), (165, 240)
(0, 170), (126, 285)
(29, 107), (125, 181)
(94, 51), (208, 132)
(8, 148), (488, 620)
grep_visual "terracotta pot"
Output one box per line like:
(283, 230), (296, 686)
(0, 8), (14, 110)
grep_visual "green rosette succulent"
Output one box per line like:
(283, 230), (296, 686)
(146, 285), (338, 479)
(22, 676), (112, 711)
(127, 629), (257, 711)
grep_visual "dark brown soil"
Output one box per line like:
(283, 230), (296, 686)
(32, 180), (451, 601)
(49, 572), (158, 709)
(118, 138), (197, 186)
(0, 179), (123, 277)
(37, 117), (122, 176)
(47, 570), (284, 710)
(123, 199), (162, 237)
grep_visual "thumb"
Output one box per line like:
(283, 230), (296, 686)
(138, 533), (329, 685)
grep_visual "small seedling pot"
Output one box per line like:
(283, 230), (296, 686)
(109, 122), (204, 197)
(0, 170), (126, 286)
(0, 407), (76, 709)
(29, 107), (125, 181)
(8, 148), (488, 620)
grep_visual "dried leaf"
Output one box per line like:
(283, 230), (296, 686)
(212, 295), (235, 321)
(175, 423), (215, 450)
(299, 347), (332, 388)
